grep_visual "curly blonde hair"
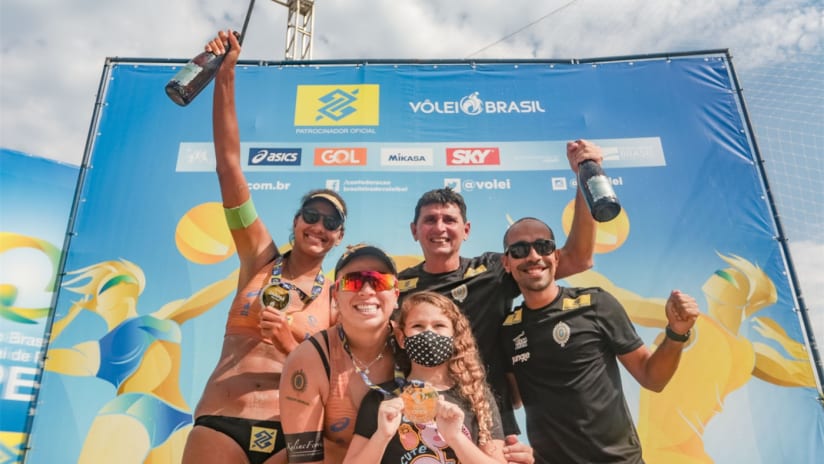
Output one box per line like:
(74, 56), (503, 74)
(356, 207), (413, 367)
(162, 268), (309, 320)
(396, 291), (495, 445)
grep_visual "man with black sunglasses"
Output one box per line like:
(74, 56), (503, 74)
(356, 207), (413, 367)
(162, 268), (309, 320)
(397, 140), (602, 463)
(500, 217), (699, 464)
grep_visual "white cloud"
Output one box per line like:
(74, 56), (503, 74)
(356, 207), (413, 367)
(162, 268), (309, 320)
(2, 0), (821, 165)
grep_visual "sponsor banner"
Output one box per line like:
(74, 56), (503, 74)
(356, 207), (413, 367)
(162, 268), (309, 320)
(314, 147), (368, 167)
(176, 137), (665, 172)
(380, 147), (434, 167)
(0, 149), (78, 463)
(248, 148), (302, 166)
(294, 84), (380, 126)
(25, 57), (822, 464)
(446, 147), (501, 166)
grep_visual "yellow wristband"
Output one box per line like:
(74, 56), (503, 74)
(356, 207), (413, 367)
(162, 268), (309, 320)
(224, 198), (258, 230)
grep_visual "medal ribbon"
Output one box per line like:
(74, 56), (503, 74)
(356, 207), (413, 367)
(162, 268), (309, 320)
(338, 324), (405, 399)
(404, 379), (427, 388)
(263, 252), (325, 307)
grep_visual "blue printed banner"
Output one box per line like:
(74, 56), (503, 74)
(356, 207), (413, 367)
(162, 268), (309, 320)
(0, 149), (78, 462)
(23, 56), (823, 464)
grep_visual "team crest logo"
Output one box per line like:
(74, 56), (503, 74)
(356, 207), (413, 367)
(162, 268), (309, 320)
(514, 331), (528, 350)
(291, 370), (307, 392)
(451, 284), (468, 303)
(553, 321), (571, 347)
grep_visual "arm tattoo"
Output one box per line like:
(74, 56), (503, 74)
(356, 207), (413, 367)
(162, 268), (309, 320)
(285, 430), (324, 463)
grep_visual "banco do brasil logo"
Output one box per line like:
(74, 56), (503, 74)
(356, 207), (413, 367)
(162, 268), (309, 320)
(294, 85), (380, 126)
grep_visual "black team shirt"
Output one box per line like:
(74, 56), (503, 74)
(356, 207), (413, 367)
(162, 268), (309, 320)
(502, 286), (645, 464)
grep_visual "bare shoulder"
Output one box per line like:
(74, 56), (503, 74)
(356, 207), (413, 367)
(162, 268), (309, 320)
(281, 333), (331, 434)
(282, 333), (330, 394)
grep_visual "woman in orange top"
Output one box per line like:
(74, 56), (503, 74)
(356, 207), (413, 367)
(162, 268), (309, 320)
(181, 30), (345, 464)
(279, 244), (401, 464)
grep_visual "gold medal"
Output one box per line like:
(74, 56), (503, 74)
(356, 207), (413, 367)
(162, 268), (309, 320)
(400, 383), (439, 423)
(260, 283), (290, 310)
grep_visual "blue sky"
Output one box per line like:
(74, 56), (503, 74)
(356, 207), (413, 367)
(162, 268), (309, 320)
(1, 0), (822, 354)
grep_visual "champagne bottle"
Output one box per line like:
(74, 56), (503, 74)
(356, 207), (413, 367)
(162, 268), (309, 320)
(165, 32), (239, 107)
(578, 160), (621, 222)
(165, 0), (255, 106)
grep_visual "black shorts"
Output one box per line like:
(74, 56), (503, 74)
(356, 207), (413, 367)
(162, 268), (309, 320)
(194, 415), (286, 464)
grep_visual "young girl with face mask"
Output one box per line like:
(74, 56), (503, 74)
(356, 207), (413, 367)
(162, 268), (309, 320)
(344, 291), (506, 464)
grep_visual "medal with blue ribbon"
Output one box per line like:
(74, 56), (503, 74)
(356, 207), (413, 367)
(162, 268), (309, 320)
(260, 252), (324, 311)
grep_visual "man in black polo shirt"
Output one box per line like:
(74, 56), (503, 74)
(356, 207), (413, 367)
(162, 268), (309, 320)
(500, 217), (699, 463)
(398, 140), (603, 462)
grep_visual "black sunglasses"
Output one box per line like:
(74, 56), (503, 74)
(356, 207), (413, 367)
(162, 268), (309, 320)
(505, 239), (556, 259)
(300, 208), (343, 231)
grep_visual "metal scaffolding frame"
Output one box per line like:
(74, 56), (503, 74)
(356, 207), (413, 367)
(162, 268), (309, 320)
(272, 0), (315, 60)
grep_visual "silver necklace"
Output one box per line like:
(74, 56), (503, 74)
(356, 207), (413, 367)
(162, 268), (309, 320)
(350, 343), (386, 375)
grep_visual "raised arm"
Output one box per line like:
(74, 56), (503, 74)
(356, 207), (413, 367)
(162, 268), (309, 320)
(210, 30), (277, 286)
(280, 337), (329, 464)
(343, 396), (404, 464)
(619, 290), (700, 392)
(555, 140), (600, 279)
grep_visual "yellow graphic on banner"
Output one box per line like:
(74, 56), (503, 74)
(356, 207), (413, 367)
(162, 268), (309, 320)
(294, 85), (380, 126)
(175, 202), (236, 264)
(0, 232), (61, 323)
(0, 431), (26, 462)
(561, 199), (630, 254)
(44, 203), (241, 464)
(563, 253), (815, 464)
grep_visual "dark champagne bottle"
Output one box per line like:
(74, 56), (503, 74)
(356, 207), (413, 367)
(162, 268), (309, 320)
(578, 160), (621, 222)
(165, 32), (239, 107)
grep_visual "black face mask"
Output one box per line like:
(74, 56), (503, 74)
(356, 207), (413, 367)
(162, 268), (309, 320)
(404, 330), (454, 367)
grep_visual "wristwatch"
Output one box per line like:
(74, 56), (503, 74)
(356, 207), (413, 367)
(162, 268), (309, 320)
(665, 325), (690, 342)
